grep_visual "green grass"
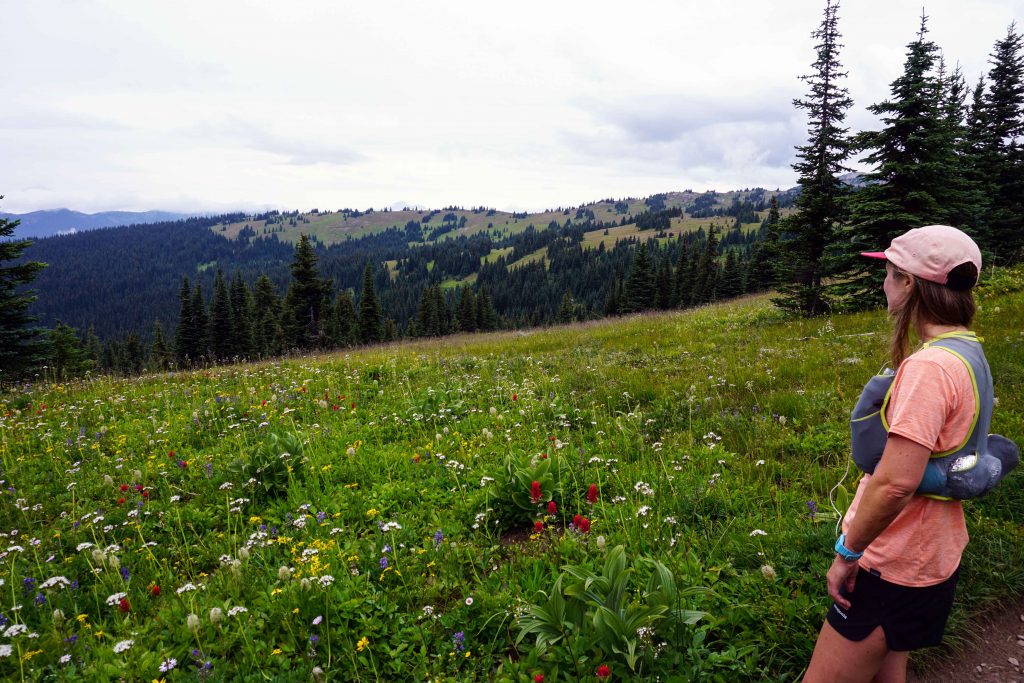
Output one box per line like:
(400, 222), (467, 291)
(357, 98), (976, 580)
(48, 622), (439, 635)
(4, 268), (1022, 680)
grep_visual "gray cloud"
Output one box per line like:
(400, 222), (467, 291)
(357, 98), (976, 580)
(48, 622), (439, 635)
(186, 117), (365, 166)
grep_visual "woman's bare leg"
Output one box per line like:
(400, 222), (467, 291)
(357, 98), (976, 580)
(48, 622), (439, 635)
(804, 621), (891, 683)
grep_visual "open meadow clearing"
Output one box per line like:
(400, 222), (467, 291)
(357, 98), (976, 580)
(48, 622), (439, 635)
(2, 270), (1024, 681)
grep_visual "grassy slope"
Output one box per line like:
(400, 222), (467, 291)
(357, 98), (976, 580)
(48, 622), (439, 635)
(210, 190), (778, 247)
(3, 272), (1021, 680)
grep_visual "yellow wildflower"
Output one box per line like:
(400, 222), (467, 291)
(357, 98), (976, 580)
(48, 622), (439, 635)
(271, 648), (282, 655)
(22, 650), (43, 662)
(356, 636), (369, 652)
(271, 588), (282, 596)
(366, 508), (378, 518)
(76, 614), (89, 623)
(292, 608), (299, 614)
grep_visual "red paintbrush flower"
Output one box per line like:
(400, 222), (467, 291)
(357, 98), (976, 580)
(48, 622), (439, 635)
(578, 517), (591, 533)
(118, 597), (130, 612)
(150, 585), (161, 597)
(547, 500), (557, 515)
(533, 520), (544, 532)
(119, 484), (129, 492)
(530, 481), (542, 504)
(596, 664), (611, 678)
(587, 484), (599, 504)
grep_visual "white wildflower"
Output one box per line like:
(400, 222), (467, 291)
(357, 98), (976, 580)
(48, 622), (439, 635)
(749, 529), (768, 537)
(113, 639), (133, 654)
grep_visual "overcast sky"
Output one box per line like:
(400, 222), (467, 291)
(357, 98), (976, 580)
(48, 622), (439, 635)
(1, 1), (1020, 214)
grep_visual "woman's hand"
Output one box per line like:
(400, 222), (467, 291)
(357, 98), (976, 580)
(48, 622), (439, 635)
(827, 555), (861, 610)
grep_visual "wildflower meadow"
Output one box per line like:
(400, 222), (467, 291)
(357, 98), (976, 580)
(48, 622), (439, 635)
(2, 268), (1024, 681)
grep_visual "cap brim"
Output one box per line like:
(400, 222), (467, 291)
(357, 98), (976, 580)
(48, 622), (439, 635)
(860, 252), (888, 260)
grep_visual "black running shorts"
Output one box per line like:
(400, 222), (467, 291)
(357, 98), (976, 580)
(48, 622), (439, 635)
(826, 566), (959, 651)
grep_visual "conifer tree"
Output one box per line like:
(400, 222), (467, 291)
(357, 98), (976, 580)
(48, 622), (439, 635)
(252, 275), (283, 357)
(621, 243), (656, 313)
(673, 242), (693, 307)
(48, 321), (89, 381)
(774, 0), (853, 315)
(718, 249), (743, 299)
(757, 196), (783, 290)
(456, 286), (477, 332)
(0, 206), (47, 380)
(841, 15), (951, 308)
(190, 284), (209, 363)
(655, 255), (673, 309)
(980, 23), (1024, 260)
(416, 285), (439, 337)
(83, 325), (103, 371)
(357, 263), (383, 344)
(151, 320), (172, 371)
(229, 272), (253, 359)
(330, 290), (357, 346)
(209, 269), (233, 361)
(283, 235), (331, 348)
(476, 286), (497, 331)
(174, 278), (194, 365)
(558, 291), (577, 323)
(691, 231), (720, 305)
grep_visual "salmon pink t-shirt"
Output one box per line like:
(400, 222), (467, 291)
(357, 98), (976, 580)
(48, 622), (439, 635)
(842, 344), (976, 587)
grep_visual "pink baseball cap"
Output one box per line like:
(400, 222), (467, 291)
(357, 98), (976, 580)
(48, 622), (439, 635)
(861, 225), (981, 287)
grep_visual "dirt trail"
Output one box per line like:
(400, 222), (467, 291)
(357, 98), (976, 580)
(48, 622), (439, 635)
(909, 602), (1024, 682)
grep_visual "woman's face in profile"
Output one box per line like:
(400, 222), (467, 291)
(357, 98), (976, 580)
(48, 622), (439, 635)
(884, 262), (912, 315)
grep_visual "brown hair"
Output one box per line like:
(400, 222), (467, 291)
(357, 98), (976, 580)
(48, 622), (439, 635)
(889, 262), (977, 368)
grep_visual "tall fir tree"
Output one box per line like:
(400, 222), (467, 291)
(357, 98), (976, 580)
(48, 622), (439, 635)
(621, 243), (656, 313)
(691, 231), (720, 305)
(672, 240), (692, 306)
(357, 263), (383, 344)
(980, 23), (1024, 260)
(773, 0), (853, 316)
(746, 196), (782, 292)
(190, 284), (209, 363)
(252, 274), (283, 357)
(48, 321), (89, 381)
(841, 15), (952, 308)
(0, 206), (47, 381)
(654, 255), (673, 309)
(174, 278), (194, 365)
(151, 320), (172, 371)
(475, 286), (498, 331)
(283, 234), (331, 348)
(329, 291), (357, 346)
(209, 269), (233, 361)
(456, 286), (477, 332)
(718, 249), (744, 299)
(229, 272), (253, 359)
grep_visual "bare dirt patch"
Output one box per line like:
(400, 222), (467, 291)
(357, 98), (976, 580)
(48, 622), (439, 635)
(910, 601), (1024, 682)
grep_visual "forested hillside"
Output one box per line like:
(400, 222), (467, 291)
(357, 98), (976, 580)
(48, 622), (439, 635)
(20, 188), (793, 373)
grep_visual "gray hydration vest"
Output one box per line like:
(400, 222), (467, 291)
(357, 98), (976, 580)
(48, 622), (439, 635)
(850, 331), (1018, 500)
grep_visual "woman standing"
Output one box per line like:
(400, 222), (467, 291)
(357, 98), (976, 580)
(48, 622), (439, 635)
(805, 225), (995, 683)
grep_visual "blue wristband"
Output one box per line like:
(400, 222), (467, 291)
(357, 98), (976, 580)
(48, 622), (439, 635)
(834, 533), (864, 561)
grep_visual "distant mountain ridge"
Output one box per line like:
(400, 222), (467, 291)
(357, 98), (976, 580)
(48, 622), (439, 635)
(1, 209), (201, 239)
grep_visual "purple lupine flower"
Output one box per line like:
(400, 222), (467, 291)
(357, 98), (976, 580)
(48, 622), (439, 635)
(120, 566), (131, 582)
(309, 634), (319, 644)
(807, 500), (819, 516)
(379, 557), (388, 570)
(316, 511), (326, 524)
(452, 631), (466, 652)
(34, 592), (46, 606)
(434, 529), (444, 547)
